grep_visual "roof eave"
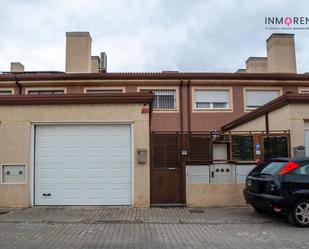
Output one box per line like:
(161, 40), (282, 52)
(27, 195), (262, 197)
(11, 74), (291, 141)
(221, 94), (309, 131)
(0, 93), (154, 105)
(1, 72), (309, 81)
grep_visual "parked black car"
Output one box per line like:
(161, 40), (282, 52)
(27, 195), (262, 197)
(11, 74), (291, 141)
(244, 158), (309, 227)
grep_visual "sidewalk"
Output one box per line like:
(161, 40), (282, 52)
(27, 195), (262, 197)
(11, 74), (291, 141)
(0, 207), (307, 249)
(0, 206), (281, 225)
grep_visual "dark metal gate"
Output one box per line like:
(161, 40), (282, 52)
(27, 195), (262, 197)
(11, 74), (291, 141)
(150, 132), (212, 205)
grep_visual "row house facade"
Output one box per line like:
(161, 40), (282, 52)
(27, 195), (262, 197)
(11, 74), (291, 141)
(0, 32), (309, 208)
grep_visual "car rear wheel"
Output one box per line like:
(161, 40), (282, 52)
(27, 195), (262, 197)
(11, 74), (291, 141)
(288, 199), (309, 227)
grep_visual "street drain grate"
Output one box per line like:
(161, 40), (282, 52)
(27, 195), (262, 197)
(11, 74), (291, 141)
(189, 209), (205, 213)
(0, 212), (9, 216)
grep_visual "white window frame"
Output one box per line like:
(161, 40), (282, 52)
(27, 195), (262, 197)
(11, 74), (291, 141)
(83, 87), (126, 93)
(0, 88), (14, 95)
(298, 87), (309, 94)
(244, 87), (282, 112)
(192, 87), (233, 112)
(137, 86), (179, 112)
(29, 122), (135, 207)
(25, 87), (67, 95)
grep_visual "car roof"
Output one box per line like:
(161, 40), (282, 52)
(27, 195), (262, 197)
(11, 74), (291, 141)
(270, 157), (309, 164)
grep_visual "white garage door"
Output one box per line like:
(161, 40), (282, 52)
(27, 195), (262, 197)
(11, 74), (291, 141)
(34, 124), (132, 205)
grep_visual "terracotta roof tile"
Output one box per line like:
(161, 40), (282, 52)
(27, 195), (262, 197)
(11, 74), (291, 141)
(1, 72), (309, 81)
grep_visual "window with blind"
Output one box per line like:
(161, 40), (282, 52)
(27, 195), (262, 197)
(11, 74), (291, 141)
(141, 89), (176, 110)
(85, 89), (124, 94)
(27, 90), (65, 95)
(246, 90), (280, 109)
(0, 90), (13, 96)
(194, 90), (230, 109)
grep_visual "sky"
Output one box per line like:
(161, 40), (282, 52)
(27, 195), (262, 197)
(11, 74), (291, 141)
(0, 0), (309, 73)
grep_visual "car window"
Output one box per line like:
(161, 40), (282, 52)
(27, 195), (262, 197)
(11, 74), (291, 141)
(250, 161), (287, 176)
(260, 162), (287, 175)
(292, 164), (309, 176)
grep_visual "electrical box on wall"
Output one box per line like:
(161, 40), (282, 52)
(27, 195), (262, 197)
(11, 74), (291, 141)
(293, 146), (306, 158)
(210, 164), (235, 184)
(236, 165), (256, 183)
(186, 165), (210, 184)
(137, 149), (147, 164)
(1, 164), (26, 184)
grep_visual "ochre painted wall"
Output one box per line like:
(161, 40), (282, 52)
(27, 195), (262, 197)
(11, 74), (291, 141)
(186, 184), (246, 207)
(230, 103), (309, 155)
(0, 103), (150, 208)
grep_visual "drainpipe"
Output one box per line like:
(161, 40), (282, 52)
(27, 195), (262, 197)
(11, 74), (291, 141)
(179, 80), (184, 133)
(149, 101), (153, 135)
(265, 112), (270, 160)
(265, 112), (269, 134)
(179, 79), (187, 205)
(148, 98), (153, 174)
(187, 79), (191, 133)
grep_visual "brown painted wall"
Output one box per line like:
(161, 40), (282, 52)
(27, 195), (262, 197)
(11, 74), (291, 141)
(191, 86), (245, 131)
(0, 82), (302, 132)
(186, 184), (246, 207)
(151, 113), (180, 131)
(126, 85), (137, 93)
(283, 85), (298, 94)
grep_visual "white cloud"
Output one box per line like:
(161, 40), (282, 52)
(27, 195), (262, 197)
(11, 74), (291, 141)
(0, 0), (308, 72)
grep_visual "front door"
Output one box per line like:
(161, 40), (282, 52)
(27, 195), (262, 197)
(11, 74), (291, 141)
(150, 133), (184, 205)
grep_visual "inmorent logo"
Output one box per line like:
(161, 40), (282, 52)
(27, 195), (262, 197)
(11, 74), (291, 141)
(265, 16), (309, 30)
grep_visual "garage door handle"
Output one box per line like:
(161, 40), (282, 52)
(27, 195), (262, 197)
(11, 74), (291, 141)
(43, 193), (51, 197)
(168, 168), (176, 170)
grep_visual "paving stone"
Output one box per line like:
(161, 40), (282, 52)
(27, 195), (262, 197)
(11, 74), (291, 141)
(0, 207), (308, 249)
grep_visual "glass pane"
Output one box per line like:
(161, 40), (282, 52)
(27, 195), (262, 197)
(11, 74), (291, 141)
(196, 102), (227, 109)
(292, 164), (309, 175)
(246, 90), (279, 108)
(232, 135), (254, 161)
(153, 90), (176, 109)
(140, 89), (176, 109)
(213, 102), (228, 108)
(196, 102), (211, 109)
(247, 105), (261, 109)
(259, 162), (287, 175)
(300, 89), (309, 94)
(0, 91), (12, 95)
(264, 136), (288, 160)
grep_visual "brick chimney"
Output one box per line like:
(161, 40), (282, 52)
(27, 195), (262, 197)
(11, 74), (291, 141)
(245, 57), (268, 73)
(266, 33), (296, 73)
(91, 56), (100, 73)
(65, 32), (92, 73)
(10, 62), (24, 72)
